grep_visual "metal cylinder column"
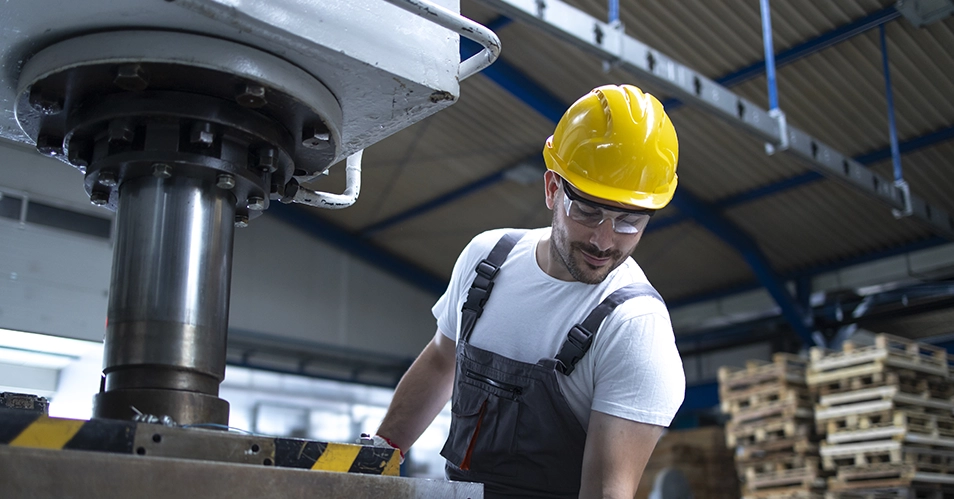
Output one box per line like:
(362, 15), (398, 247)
(93, 173), (236, 425)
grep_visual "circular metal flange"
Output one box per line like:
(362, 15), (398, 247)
(65, 90), (294, 218)
(14, 30), (344, 214)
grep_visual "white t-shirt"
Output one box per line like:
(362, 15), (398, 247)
(433, 227), (685, 430)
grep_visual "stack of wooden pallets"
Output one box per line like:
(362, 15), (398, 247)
(636, 426), (741, 499)
(719, 353), (826, 499)
(808, 334), (954, 499)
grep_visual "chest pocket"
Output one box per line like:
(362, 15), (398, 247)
(441, 357), (526, 477)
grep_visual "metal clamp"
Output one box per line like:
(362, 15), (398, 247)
(382, 0), (501, 81)
(892, 179), (914, 218)
(764, 108), (789, 155)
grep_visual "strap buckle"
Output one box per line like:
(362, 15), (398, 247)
(555, 325), (593, 376)
(461, 259), (501, 318)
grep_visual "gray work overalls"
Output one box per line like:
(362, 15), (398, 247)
(441, 231), (664, 499)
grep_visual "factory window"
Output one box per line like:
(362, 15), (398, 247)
(0, 192), (21, 220)
(25, 201), (111, 239)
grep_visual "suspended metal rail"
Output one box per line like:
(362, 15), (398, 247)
(474, 0), (954, 239)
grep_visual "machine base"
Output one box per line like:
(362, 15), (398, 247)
(0, 445), (483, 498)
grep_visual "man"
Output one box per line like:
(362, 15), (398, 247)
(372, 85), (685, 498)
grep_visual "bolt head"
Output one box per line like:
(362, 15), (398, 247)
(90, 191), (109, 206)
(256, 148), (278, 172)
(301, 125), (331, 150)
(216, 174), (236, 190)
(28, 87), (63, 114)
(98, 171), (118, 187)
(152, 163), (172, 179)
(190, 122), (215, 147)
(247, 196), (266, 211)
(236, 84), (267, 108)
(114, 64), (149, 92)
(234, 215), (249, 228)
(108, 120), (136, 143)
(35, 135), (64, 156)
(67, 138), (93, 168)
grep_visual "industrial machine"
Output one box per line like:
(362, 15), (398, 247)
(0, 1), (496, 496)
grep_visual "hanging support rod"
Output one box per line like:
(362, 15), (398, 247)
(880, 24), (912, 218)
(473, 0), (954, 239)
(760, 0), (789, 155)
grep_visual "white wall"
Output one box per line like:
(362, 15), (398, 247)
(0, 139), (438, 358)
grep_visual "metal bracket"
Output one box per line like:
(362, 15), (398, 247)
(892, 179), (914, 218)
(764, 108), (790, 155)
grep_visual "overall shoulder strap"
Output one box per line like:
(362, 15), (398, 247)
(459, 230), (527, 343)
(555, 283), (664, 375)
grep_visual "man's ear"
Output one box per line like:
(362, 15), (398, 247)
(543, 170), (560, 210)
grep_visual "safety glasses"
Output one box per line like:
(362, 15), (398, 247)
(561, 179), (653, 234)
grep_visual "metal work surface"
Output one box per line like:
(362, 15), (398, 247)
(0, 446), (483, 499)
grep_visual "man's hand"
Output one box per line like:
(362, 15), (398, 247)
(579, 411), (664, 499)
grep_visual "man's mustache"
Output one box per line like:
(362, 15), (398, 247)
(571, 242), (620, 260)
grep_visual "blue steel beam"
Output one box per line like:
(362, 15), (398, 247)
(718, 6), (900, 88)
(668, 191), (814, 345)
(648, 124), (954, 233)
(373, 8), (906, 236)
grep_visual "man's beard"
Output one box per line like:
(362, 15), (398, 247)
(551, 223), (624, 284)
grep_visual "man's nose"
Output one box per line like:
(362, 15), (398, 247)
(589, 218), (616, 251)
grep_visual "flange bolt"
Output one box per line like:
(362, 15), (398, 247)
(114, 64), (149, 92)
(98, 171), (118, 187)
(234, 214), (249, 228)
(302, 124), (331, 150)
(236, 84), (267, 108)
(247, 196), (266, 211)
(90, 191), (109, 206)
(216, 174), (236, 190)
(153, 163), (172, 179)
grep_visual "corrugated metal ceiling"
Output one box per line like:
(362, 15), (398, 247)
(284, 0), (954, 314)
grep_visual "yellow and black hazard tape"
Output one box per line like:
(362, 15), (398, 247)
(274, 439), (401, 476)
(0, 407), (399, 476)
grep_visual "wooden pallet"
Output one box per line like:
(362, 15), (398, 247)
(826, 485), (954, 499)
(825, 410), (954, 445)
(809, 335), (949, 386)
(826, 483), (954, 499)
(732, 397), (815, 425)
(743, 484), (825, 499)
(829, 464), (954, 490)
(720, 353), (808, 398)
(740, 455), (827, 490)
(737, 436), (820, 461)
(814, 370), (953, 400)
(723, 383), (814, 416)
(821, 440), (954, 472)
(728, 418), (814, 447)
(816, 386), (954, 428)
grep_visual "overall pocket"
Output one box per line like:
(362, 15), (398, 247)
(441, 369), (522, 477)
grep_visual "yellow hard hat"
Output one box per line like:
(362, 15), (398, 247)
(542, 84), (679, 210)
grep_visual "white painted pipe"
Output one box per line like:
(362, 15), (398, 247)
(292, 150), (363, 209)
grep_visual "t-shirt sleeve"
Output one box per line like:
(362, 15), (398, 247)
(589, 301), (686, 427)
(432, 230), (507, 341)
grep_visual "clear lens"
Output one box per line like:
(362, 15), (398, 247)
(562, 191), (650, 234)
